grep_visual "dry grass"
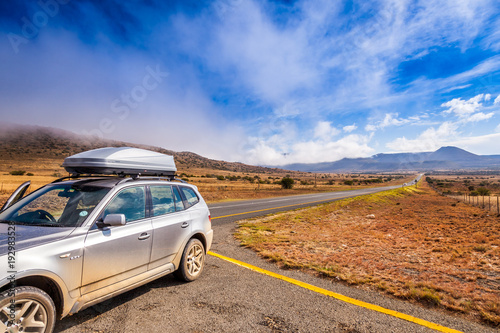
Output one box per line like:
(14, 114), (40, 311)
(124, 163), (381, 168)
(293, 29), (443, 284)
(235, 180), (500, 327)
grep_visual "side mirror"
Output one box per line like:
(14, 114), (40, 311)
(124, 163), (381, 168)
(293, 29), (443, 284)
(97, 214), (126, 228)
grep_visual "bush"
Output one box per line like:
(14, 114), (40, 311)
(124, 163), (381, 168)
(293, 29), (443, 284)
(280, 177), (294, 189)
(344, 180), (354, 186)
(9, 170), (26, 176)
(26, 173), (34, 176)
(216, 175), (225, 181)
(477, 187), (491, 196)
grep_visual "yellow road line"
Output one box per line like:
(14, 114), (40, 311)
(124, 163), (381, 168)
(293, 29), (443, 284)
(211, 197), (347, 220)
(208, 251), (462, 333)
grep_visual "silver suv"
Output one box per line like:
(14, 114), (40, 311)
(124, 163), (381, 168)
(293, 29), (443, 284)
(0, 174), (213, 333)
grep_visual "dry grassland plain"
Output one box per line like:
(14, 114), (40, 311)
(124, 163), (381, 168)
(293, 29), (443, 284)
(236, 180), (500, 327)
(0, 156), (414, 206)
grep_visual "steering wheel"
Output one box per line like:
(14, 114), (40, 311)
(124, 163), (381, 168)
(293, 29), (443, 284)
(34, 209), (57, 223)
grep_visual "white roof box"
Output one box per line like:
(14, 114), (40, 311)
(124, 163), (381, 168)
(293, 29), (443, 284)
(63, 147), (177, 177)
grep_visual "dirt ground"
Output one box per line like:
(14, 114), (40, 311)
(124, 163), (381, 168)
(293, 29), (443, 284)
(236, 180), (500, 327)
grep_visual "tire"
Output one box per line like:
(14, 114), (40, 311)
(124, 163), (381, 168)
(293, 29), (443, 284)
(0, 286), (56, 333)
(174, 238), (205, 282)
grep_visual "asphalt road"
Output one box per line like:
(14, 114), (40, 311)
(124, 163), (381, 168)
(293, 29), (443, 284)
(208, 185), (402, 223)
(55, 183), (493, 333)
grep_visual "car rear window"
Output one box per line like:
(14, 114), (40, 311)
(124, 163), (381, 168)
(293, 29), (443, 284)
(180, 186), (199, 208)
(150, 185), (175, 216)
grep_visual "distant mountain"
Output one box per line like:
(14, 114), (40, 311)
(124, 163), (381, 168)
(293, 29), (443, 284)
(0, 122), (285, 174)
(280, 147), (500, 172)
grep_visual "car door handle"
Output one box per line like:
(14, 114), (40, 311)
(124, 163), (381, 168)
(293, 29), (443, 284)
(181, 222), (189, 228)
(138, 232), (151, 240)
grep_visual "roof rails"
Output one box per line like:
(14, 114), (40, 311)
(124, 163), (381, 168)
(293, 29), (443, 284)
(52, 174), (187, 185)
(52, 174), (125, 183)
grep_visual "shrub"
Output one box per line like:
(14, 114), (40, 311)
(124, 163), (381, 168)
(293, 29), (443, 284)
(9, 170), (26, 176)
(477, 187), (490, 196)
(216, 175), (225, 181)
(280, 177), (294, 189)
(26, 173), (34, 176)
(344, 180), (354, 186)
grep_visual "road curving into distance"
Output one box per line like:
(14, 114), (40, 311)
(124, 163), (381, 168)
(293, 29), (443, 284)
(208, 185), (402, 224)
(56, 177), (492, 333)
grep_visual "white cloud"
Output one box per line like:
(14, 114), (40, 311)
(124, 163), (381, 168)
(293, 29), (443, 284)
(314, 121), (340, 141)
(449, 132), (500, 155)
(441, 93), (496, 123)
(464, 112), (494, 122)
(364, 113), (412, 132)
(343, 124), (357, 133)
(441, 94), (485, 116)
(291, 134), (374, 164)
(244, 132), (374, 166)
(494, 95), (500, 105)
(365, 124), (377, 132)
(386, 122), (458, 152)
(209, 1), (321, 104)
(380, 113), (410, 128)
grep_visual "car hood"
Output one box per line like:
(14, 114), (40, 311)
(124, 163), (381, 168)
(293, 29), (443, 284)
(0, 224), (75, 255)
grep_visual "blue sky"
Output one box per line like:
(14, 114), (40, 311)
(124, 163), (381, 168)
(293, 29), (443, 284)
(1, 0), (500, 166)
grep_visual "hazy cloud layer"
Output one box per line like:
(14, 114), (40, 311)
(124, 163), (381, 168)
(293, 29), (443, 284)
(1, 0), (499, 164)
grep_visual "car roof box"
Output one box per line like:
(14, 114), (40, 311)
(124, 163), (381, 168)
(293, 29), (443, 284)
(63, 147), (177, 177)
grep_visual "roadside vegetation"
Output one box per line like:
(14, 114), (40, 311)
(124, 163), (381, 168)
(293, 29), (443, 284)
(235, 180), (500, 327)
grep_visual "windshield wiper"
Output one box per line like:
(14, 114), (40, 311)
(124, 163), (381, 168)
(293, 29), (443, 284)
(30, 223), (65, 227)
(0, 221), (64, 227)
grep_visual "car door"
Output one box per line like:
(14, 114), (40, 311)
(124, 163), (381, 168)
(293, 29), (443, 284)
(148, 185), (192, 270)
(81, 186), (153, 294)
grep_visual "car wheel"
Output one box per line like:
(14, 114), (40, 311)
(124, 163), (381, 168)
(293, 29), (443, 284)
(0, 286), (56, 333)
(175, 238), (205, 282)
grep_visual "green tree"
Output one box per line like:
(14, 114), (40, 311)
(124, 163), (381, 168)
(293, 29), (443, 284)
(477, 187), (490, 196)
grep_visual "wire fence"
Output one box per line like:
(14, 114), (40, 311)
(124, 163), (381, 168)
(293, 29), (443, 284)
(449, 194), (500, 215)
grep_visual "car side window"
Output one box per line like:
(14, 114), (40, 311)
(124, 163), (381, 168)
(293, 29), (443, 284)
(150, 186), (175, 216)
(172, 186), (185, 211)
(180, 186), (199, 208)
(103, 186), (146, 222)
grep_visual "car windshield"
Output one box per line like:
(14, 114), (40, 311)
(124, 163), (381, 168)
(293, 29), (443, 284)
(0, 183), (110, 227)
